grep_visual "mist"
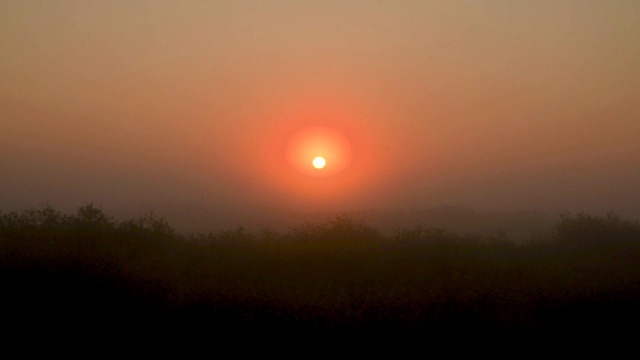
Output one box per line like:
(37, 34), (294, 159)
(5, 1), (640, 340)
(2, 0), (639, 230)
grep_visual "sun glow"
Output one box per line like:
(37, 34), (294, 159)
(285, 126), (352, 177)
(246, 96), (382, 207)
(312, 156), (326, 169)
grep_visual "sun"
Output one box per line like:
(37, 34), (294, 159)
(312, 156), (326, 169)
(285, 126), (351, 176)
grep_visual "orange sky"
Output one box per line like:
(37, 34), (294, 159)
(1, 1), (639, 225)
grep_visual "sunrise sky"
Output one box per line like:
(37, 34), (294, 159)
(2, 1), (639, 228)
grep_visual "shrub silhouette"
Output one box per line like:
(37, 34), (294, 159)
(1, 204), (640, 336)
(554, 211), (640, 246)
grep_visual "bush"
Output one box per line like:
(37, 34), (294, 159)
(554, 212), (640, 246)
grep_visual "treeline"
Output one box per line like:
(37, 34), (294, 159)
(1, 204), (640, 336)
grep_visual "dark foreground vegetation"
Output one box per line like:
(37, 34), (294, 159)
(2, 204), (640, 338)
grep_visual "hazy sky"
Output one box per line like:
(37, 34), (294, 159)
(2, 1), (639, 223)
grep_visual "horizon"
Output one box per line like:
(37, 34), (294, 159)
(0, 201), (572, 243)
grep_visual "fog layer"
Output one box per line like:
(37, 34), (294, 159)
(2, 1), (639, 227)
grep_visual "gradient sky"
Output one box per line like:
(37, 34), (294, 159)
(2, 1), (639, 225)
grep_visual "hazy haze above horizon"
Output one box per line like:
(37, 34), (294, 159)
(2, 0), (639, 226)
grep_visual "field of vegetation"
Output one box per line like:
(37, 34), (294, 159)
(2, 204), (640, 337)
